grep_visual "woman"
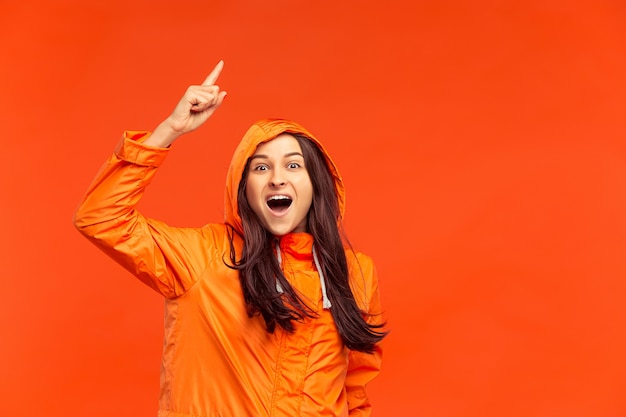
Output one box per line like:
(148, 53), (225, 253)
(74, 61), (386, 417)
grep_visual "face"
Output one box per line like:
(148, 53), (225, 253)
(245, 134), (314, 236)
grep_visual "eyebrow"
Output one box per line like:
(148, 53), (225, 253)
(250, 152), (304, 160)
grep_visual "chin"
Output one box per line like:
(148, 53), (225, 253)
(263, 223), (291, 237)
(270, 228), (294, 237)
(261, 214), (307, 236)
(265, 222), (303, 237)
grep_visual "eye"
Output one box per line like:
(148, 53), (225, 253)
(253, 164), (269, 171)
(287, 162), (301, 169)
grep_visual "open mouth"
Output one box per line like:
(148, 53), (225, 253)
(266, 195), (293, 213)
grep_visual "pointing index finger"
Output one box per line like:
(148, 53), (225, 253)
(202, 60), (224, 86)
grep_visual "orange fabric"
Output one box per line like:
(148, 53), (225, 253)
(73, 121), (383, 417)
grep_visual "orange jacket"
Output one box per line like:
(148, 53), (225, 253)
(74, 119), (383, 417)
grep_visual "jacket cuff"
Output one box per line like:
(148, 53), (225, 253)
(114, 131), (170, 167)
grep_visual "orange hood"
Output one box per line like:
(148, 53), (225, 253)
(224, 119), (345, 235)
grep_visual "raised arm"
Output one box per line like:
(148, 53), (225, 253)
(146, 60), (227, 147)
(73, 61), (227, 297)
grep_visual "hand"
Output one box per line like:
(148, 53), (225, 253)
(147, 61), (227, 147)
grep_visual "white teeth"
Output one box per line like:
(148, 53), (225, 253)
(267, 195), (291, 201)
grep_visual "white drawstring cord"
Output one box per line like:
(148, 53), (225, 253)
(313, 245), (332, 309)
(274, 240), (332, 309)
(275, 242), (284, 294)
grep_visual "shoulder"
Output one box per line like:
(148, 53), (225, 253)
(198, 223), (241, 252)
(344, 248), (378, 310)
(144, 221), (235, 257)
(202, 223), (244, 256)
(199, 223), (230, 243)
(345, 248), (376, 276)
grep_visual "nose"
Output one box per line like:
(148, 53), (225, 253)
(270, 168), (286, 187)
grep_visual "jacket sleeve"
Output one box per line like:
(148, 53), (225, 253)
(73, 131), (213, 298)
(345, 255), (385, 416)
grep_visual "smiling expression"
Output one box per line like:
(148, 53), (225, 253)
(245, 134), (314, 236)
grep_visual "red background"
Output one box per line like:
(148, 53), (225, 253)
(2, 1), (626, 416)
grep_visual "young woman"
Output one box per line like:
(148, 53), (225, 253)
(74, 61), (387, 417)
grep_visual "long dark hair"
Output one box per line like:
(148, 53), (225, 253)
(227, 134), (387, 353)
